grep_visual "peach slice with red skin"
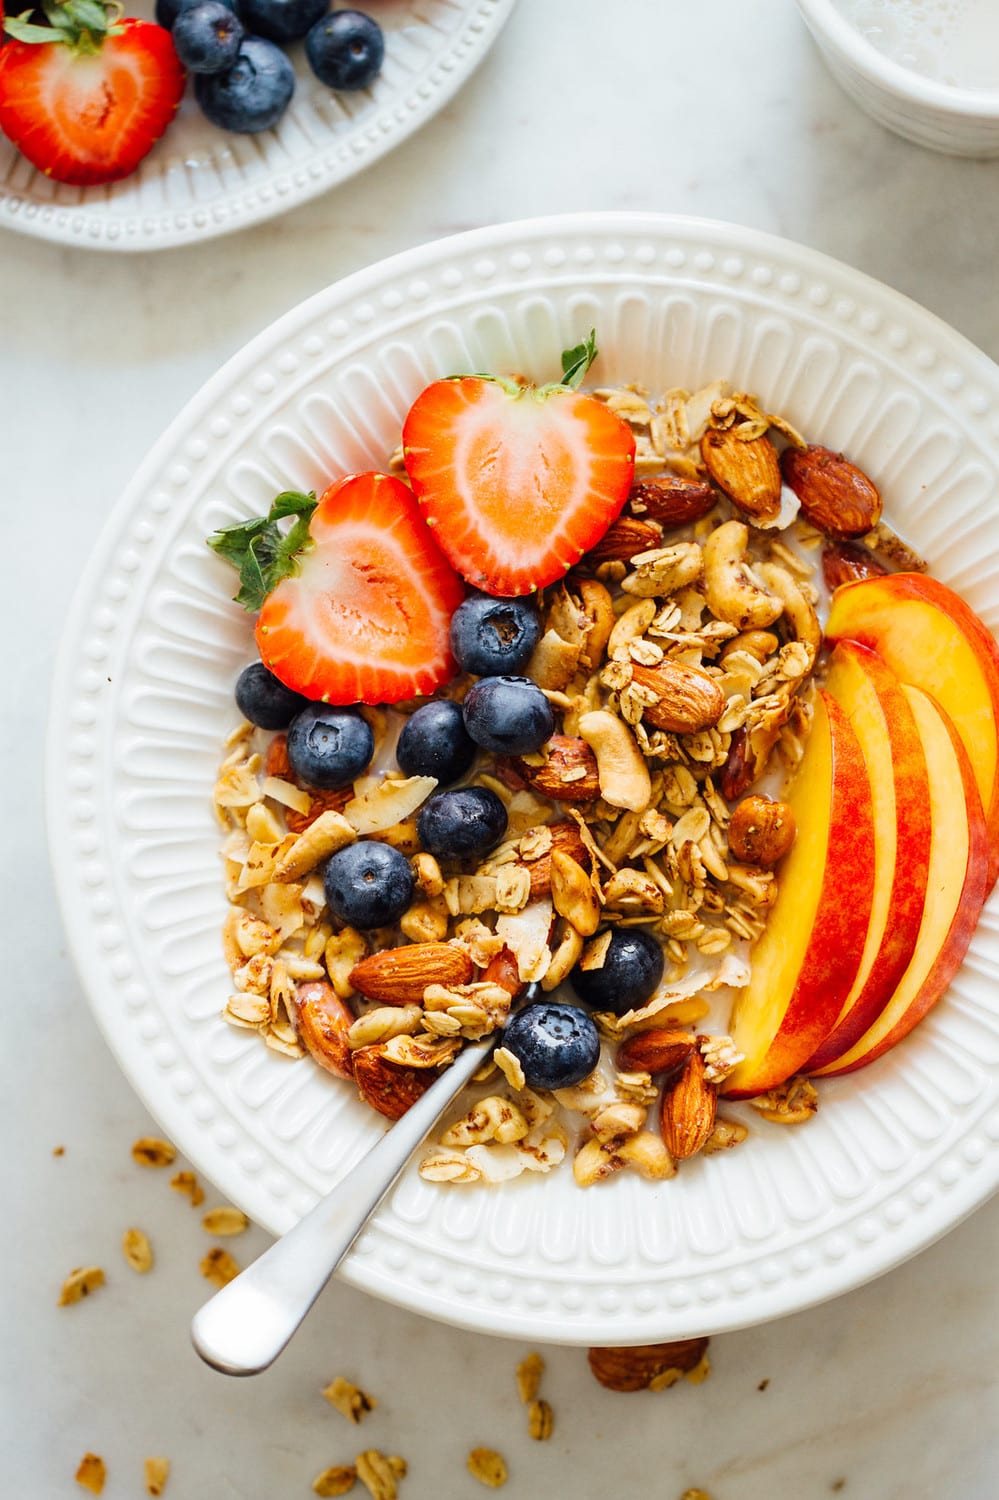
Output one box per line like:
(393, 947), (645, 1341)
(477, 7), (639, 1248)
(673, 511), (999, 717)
(826, 572), (999, 885)
(811, 685), (990, 1077)
(723, 690), (876, 1099)
(803, 642), (932, 1072)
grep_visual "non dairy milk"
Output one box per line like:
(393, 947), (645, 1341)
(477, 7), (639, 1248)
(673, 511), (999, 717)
(833, 0), (999, 91)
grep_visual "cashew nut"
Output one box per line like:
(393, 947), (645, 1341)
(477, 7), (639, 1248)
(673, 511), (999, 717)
(720, 629), (779, 664)
(702, 521), (783, 631)
(607, 598), (657, 660)
(576, 578), (615, 671)
(578, 710), (652, 812)
(755, 561), (821, 659)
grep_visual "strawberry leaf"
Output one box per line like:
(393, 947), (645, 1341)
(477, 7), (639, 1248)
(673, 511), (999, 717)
(560, 329), (598, 389)
(207, 491), (318, 612)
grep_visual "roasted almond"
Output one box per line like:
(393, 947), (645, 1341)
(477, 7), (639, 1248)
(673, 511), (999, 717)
(718, 725), (754, 801)
(508, 735), (601, 803)
(587, 1338), (710, 1392)
(782, 444), (882, 538)
(629, 475), (717, 526)
(660, 1049), (717, 1160)
(352, 1046), (434, 1120)
(616, 1028), (697, 1080)
(629, 661), (725, 734)
(519, 822), (590, 898)
(821, 538), (888, 591)
(701, 425), (782, 522)
(349, 944), (473, 1004)
(727, 795), (796, 867)
(479, 944), (524, 998)
(293, 980), (354, 1080)
(586, 515), (663, 563)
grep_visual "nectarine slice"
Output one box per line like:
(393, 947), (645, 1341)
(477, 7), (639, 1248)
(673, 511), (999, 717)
(811, 685), (990, 1077)
(723, 691), (876, 1098)
(804, 642), (931, 1072)
(826, 572), (999, 884)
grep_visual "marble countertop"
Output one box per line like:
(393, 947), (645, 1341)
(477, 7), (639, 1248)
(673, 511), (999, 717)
(4, 2), (998, 1496)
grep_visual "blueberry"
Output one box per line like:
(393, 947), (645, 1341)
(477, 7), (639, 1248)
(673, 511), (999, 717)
(462, 676), (555, 756)
(305, 9), (384, 89)
(234, 661), (308, 730)
(238, 0), (327, 44)
(155, 0), (236, 30)
(286, 703), (373, 790)
(323, 841), (414, 930)
(173, 1), (243, 72)
(396, 700), (476, 787)
(569, 928), (664, 1016)
(502, 1003), (600, 1091)
(195, 35), (295, 133)
(449, 594), (541, 677)
(417, 787), (507, 859)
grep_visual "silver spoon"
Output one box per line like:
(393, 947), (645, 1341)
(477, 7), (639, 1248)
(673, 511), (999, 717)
(191, 984), (537, 1376)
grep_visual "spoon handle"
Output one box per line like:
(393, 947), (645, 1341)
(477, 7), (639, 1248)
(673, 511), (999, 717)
(190, 1032), (495, 1375)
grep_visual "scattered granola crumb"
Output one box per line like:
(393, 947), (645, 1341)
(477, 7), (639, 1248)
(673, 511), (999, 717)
(515, 1351), (544, 1405)
(59, 1266), (105, 1306)
(527, 1399), (553, 1441)
(312, 1465), (357, 1497)
(680, 1491), (713, 1500)
(53, 1145), (65, 1157)
(322, 1376), (378, 1424)
(122, 1228), (154, 1274)
(467, 1448), (507, 1488)
(144, 1457), (170, 1495)
(355, 1449), (403, 1499)
(199, 1247), (240, 1287)
(758, 1377), (770, 1392)
(170, 1169), (205, 1207)
(831, 1483), (847, 1494)
(132, 1137), (176, 1168)
(201, 1206), (249, 1236)
(685, 1352), (711, 1385)
(75, 1454), (106, 1494)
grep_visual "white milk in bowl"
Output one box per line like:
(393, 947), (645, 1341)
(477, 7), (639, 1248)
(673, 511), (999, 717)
(833, 0), (999, 91)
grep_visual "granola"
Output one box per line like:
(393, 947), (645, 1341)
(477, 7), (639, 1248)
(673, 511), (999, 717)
(211, 370), (960, 1191)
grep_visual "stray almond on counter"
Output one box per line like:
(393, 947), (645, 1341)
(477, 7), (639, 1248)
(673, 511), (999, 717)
(782, 444), (882, 538)
(587, 1337), (710, 1392)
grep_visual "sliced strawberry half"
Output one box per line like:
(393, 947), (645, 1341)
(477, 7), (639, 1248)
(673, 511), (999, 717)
(0, 3), (184, 186)
(251, 472), (465, 706)
(402, 333), (636, 596)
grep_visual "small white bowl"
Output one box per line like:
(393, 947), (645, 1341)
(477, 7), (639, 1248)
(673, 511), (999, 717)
(796, 0), (999, 157)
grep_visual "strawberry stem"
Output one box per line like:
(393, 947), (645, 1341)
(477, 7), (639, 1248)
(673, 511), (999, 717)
(208, 491), (318, 613)
(559, 329), (599, 389)
(4, 0), (125, 49)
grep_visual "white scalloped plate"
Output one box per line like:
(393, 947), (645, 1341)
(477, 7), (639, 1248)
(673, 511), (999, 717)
(0, 0), (515, 251)
(48, 215), (999, 1343)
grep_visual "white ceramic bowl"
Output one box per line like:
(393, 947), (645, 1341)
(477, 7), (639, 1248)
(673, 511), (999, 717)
(796, 0), (999, 157)
(48, 214), (999, 1345)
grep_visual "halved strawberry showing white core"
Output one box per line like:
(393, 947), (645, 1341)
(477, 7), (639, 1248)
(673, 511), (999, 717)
(402, 333), (636, 596)
(209, 472), (465, 706)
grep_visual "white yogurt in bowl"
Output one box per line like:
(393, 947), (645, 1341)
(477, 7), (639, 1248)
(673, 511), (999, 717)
(797, 0), (999, 155)
(833, 0), (999, 91)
